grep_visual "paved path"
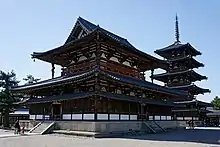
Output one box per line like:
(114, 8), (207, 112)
(0, 129), (40, 138)
(0, 129), (220, 147)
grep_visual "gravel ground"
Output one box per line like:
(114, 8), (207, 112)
(0, 129), (14, 135)
(0, 129), (220, 147)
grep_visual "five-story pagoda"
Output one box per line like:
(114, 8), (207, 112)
(151, 15), (211, 121)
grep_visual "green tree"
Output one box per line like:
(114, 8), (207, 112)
(0, 70), (19, 127)
(23, 75), (40, 84)
(211, 96), (220, 110)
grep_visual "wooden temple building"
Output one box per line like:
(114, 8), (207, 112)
(11, 17), (188, 123)
(151, 15), (211, 122)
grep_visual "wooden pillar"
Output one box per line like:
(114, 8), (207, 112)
(107, 98), (110, 120)
(151, 68), (154, 83)
(51, 63), (55, 79)
(95, 31), (101, 67)
(93, 96), (97, 120)
(140, 103), (145, 120)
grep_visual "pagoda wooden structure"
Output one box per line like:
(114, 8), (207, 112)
(151, 15), (211, 122)
(11, 17), (186, 122)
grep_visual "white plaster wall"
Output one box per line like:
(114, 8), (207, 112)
(62, 114), (71, 120)
(97, 114), (108, 120)
(130, 115), (137, 120)
(167, 116), (172, 120)
(149, 116), (154, 120)
(155, 116), (160, 120)
(83, 114), (95, 120)
(110, 114), (119, 120)
(120, 115), (129, 120)
(72, 114), (83, 120)
(36, 115), (43, 120)
(29, 115), (35, 120)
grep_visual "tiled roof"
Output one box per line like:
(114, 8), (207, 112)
(11, 69), (96, 91)
(152, 70), (207, 80)
(25, 91), (175, 106)
(11, 67), (187, 96)
(67, 16), (135, 49)
(26, 92), (95, 104)
(100, 70), (187, 96)
(155, 42), (201, 56)
(32, 17), (162, 65)
(168, 56), (204, 67)
(171, 84), (211, 95)
(174, 99), (212, 107)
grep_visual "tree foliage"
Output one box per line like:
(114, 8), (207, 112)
(0, 70), (19, 90)
(0, 70), (20, 127)
(211, 96), (220, 110)
(23, 75), (40, 84)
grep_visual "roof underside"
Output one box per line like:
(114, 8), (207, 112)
(151, 70), (208, 82)
(24, 91), (175, 106)
(155, 43), (202, 58)
(171, 84), (211, 95)
(174, 99), (212, 107)
(168, 56), (204, 68)
(11, 67), (187, 97)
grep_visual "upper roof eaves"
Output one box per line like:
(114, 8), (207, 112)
(155, 42), (201, 56)
(32, 17), (163, 64)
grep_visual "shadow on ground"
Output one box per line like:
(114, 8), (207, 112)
(113, 129), (220, 145)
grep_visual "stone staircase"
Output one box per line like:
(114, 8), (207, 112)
(29, 121), (55, 135)
(143, 121), (166, 133)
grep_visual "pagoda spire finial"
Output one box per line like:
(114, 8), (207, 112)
(175, 14), (180, 44)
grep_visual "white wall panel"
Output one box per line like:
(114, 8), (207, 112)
(36, 115), (43, 120)
(110, 114), (119, 120)
(149, 116), (154, 120)
(97, 114), (108, 120)
(155, 116), (161, 120)
(29, 115), (35, 120)
(120, 115), (129, 120)
(72, 114), (83, 120)
(130, 115), (137, 120)
(83, 114), (95, 120)
(167, 116), (172, 120)
(62, 114), (71, 120)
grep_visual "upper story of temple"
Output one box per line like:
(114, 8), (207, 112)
(31, 17), (166, 81)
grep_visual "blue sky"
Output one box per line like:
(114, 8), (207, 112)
(0, 0), (219, 102)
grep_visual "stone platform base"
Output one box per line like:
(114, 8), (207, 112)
(19, 120), (192, 134)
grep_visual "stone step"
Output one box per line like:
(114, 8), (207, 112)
(31, 121), (55, 134)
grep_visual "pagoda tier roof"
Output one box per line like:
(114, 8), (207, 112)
(22, 91), (175, 107)
(168, 56), (204, 69)
(174, 99), (212, 107)
(151, 70), (208, 83)
(11, 67), (187, 97)
(155, 42), (201, 58)
(32, 17), (165, 69)
(171, 84), (211, 95)
(172, 108), (209, 113)
(207, 109), (220, 117)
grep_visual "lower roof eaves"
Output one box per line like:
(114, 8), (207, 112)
(22, 91), (175, 107)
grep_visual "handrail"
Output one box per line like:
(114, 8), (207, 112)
(28, 121), (43, 133)
(41, 121), (56, 135)
(153, 121), (166, 132)
(143, 122), (156, 133)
